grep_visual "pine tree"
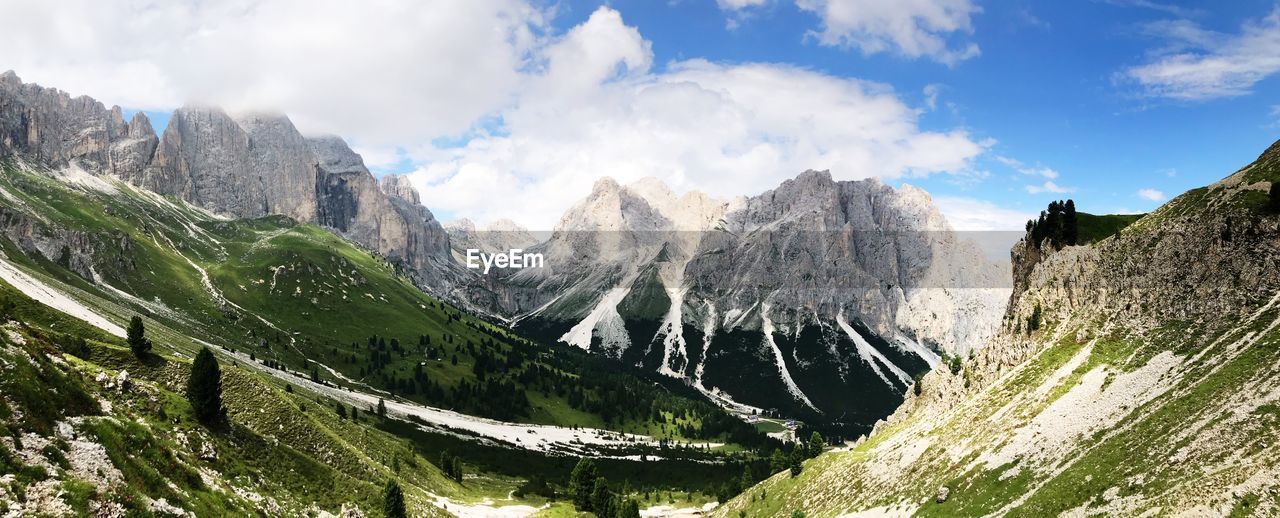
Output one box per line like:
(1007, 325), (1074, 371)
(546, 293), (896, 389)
(569, 457), (598, 511)
(769, 449), (786, 473)
(1063, 199), (1079, 245)
(127, 315), (152, 357)
(789, 446), (803, 477)
(619, 498), (641, 518)
(440, 450), (453, 473)
(383, 479), (407, 518)
(740, 465), (753, 493)
(807, 431), (825, 458)
(377, 398), (387, 418)
(186, 347), (224, 426)
(590, 477), (611, 516)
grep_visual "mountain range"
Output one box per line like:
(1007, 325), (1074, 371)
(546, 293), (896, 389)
(4, 70), (1277, 516)
(0, 70), (1006, 434)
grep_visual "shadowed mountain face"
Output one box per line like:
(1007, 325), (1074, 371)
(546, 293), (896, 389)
(465, 172), (1011, 434)
(0, 71), (457, 293)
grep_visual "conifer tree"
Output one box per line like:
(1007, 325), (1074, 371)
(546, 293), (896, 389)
(1063, 199), (1079, 245)
(619, 498), (641, 518)
(569, 457), (598, 511)
(383, 479), (407, 518)
(789, 446), (804, 477)
(591, 477), (612, 516)
(186, 347), (224, 426)
(770, 448), (786, 473)
(127, 315), (152, 357)
(808, 431), (825, 458)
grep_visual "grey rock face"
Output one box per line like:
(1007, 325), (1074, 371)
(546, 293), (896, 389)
(0, 72), (456, 293)
(147, 106), (255, 214)
(472, 172), (1006, 428)
(0, 70), (139, 173)
(110, 112), (159, 185)
(378, 174), (420, 205)
(235, 113), (318, 222)
(987, 141), (1280, 383)
(307, 136), (453, 276)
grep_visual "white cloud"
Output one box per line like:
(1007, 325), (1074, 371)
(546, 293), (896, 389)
(1025, 181), (1074, 194)
(407, 7), (988, 229)
(1102, 0), (1203, 18)
(1, 1), (993, 230)
(934, 196), (1035, 231)
(716, 0), (770, 9)
(1137, 188), (1166, 201)
(933, 195), (1032, 262)
(1123, 7), (1280, 100)
(794, 0), (981, 65)
(995, 155), (1059, 179)
(922, 84), (942, 111)
(0, 0), (546, 144)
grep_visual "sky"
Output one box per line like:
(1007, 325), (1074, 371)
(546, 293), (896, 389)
(1, 0), (1278, 231)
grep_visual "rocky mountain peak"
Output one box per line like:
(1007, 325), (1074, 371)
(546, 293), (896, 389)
(0, 70), (18, 85)
(488, 218), (530, 233)
(444, 218), (478, 233)
(1, 73), (458, 294)
(378, 174), (421, 205)
(589, 176), (623, 197)
(125, 112), (154, 139)
(306, 135), (368, 176)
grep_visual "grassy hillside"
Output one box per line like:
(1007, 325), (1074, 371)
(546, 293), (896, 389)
(0, 279), (461, 516)
(716, 141), (1280, 516)
(0, 160), (779, 513)
(0, 160), (760, 445)
(1075, 212), (1144, 245)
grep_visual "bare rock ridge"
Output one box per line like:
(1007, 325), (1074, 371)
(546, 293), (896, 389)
(479, 169), (1009, 432)
(0, 71), (455, 290)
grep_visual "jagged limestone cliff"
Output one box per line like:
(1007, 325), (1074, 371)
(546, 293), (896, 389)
(478, 171), (1007, 433)
(0, 71), (456, 293)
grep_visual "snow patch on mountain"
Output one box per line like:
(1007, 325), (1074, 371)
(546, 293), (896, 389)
(838, 312), (911, 388)
(762, 304), (819, 412)
(560, 285), (634, 353)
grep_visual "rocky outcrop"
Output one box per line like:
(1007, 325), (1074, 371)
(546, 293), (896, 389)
(0, 70), (142, 173)
(305, 136), (453, 278)
(0, 71), (456, 293)
(378, 174), (420, 204)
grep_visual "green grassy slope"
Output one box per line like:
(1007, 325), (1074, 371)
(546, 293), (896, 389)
(0, 160), (757, 445)
(716, 141), (1280, 517)
(0, 279), (458, 516)
(0, 160), (779, 514)
(1075, 212), (1144, 245)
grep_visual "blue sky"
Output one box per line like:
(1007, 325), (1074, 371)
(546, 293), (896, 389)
(9, 0), (1279, 230)
(532, 0), (1280, 219)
